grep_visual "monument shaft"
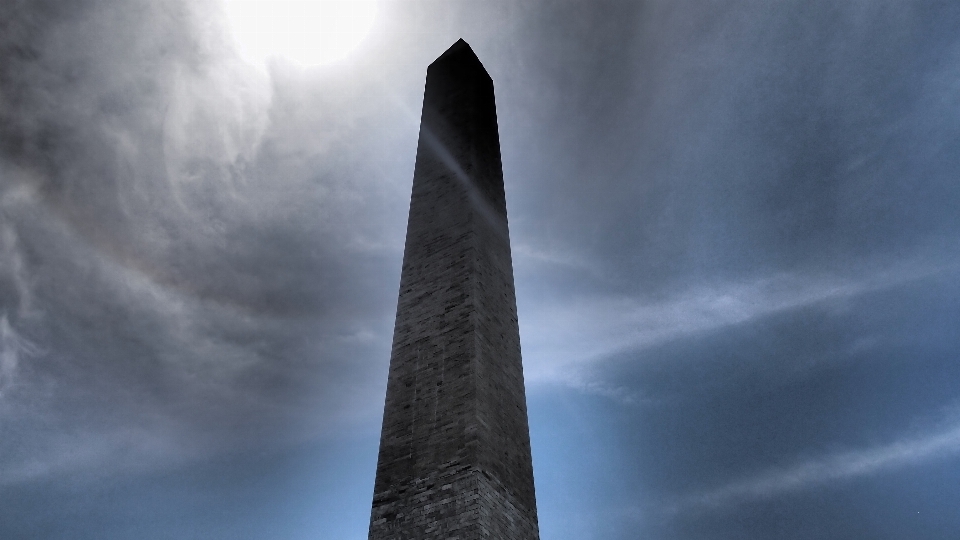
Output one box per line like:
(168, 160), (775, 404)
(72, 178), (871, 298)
(368, 40), (539, 540)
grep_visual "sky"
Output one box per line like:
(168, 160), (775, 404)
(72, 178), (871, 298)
(2, 0), (960, 538)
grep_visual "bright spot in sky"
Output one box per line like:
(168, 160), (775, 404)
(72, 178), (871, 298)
(223, 0), (379, 66)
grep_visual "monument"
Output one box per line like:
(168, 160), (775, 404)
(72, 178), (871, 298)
(367, 40), (540, 540)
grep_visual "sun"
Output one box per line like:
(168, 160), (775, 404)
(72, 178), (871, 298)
(223, 0), (379, 67)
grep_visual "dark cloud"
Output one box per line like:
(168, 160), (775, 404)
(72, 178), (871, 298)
(0, 0), (411, 484)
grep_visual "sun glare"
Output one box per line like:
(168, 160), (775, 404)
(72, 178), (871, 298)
(223, 0), (379, 66)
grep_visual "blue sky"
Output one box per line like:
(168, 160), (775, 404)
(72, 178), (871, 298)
(2, 1), (960, 538)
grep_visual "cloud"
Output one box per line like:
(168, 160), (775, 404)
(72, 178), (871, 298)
(666, 409), (960, 515)
(520, 258), (959, 389)
(0, 315), (38, 397)
(0, 0), (408, 484)
(0, 192), (40, 396)
(0, 202), (35, 317)
(0, 424), (204, 486)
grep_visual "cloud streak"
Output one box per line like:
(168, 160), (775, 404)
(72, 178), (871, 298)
(666, 411), (960, 515)
(0, 315), (37, 397)
(520, 258), (958, 388)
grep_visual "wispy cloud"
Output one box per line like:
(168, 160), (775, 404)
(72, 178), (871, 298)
(520, 259), (958, 387)
(0, 209), (39, 396)
(665, 412), (960, 515)
(0, 315), (37, 397)
(0, 425), (211, 486)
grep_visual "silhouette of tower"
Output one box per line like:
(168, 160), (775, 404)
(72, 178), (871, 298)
(368, 40), (539, 540)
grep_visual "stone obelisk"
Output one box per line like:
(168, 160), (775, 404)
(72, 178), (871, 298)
(368, 39), (539, 540)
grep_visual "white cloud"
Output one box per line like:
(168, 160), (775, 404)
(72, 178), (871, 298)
(666, 412), (960, 515)
(0, 209), (41, 396)
(520, 259), (958, 388)
(0, 315), (37, 397)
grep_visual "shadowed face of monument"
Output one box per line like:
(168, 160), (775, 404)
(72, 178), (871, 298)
(368, 39), (539, 540)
